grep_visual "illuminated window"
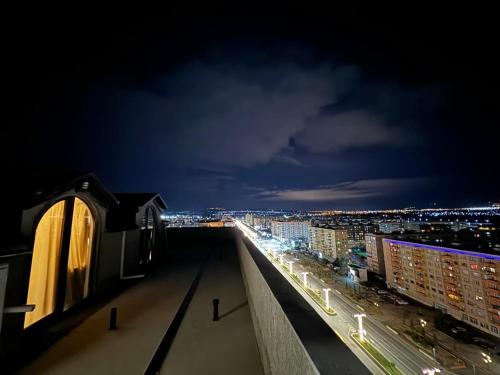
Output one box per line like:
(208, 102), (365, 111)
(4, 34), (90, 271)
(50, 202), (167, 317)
(24, 201), (66, 328)
(64, 198), (94, 310)
(25, 197), (96, 328)
(139, 207), (156, 265)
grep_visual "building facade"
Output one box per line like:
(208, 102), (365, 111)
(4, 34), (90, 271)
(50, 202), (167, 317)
(252, 216), (270, 229)
(244, 213), (254, 226)
(365, 233), (386, 275)
(309, 226), (349, 261)
(271, 220), (309, 242)
(346, 223), (375, 245)
(378, 221), (401, 234)
(383, 239), (500, 338)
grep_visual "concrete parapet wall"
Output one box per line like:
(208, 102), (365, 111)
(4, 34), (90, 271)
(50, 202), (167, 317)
(236, 235), (319, 375)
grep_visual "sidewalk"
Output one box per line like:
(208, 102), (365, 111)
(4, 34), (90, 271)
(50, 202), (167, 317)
(158, 248), (263, 375)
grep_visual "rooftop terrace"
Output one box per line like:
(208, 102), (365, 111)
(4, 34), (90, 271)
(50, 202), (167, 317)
(9, 228), (368, 374)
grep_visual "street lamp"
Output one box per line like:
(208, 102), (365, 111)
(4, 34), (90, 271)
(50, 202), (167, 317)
(323, 288), (331, 310)
(279, 254), (284, 265)
(288, 261), (294, 274)
(422, 368), (441, 375)
(420, 318), (427, 329)
(302, 272), (309, 288)
(353, 313), (367, 342)
(481, 352), (492, 369)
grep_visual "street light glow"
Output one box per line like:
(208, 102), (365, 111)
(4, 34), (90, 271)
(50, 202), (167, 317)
(323, 288), (331, 310)
(422, 368), (441, 375)
(354, 313), (367, 342)
(302, 272), (308, 288)
(482, 352), (492, 365)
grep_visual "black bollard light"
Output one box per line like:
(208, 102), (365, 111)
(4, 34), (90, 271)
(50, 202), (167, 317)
(212, 298), (220, 321)
(109, 307), (118, 330)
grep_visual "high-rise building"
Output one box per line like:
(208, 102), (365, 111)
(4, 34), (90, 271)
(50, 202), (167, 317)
(309, 226), (349, 261)
(402, 220), (422, 232)
(365, 233), (386, 275)
(245, 213), (254, 226)
(253, 216), (270, 229)
(383, 239), (500, 338)
(378, 221), (402, 234)
(271, 220), (309, 242)
(346, 222), (376, 245)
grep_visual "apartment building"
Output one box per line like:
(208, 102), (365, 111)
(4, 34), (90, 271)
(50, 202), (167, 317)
(309, 226), (349, 261)
(383, 239), (500, 338)
(253, 216), (270, 229)
(365, 233), (386, 275)
(271, 220), (309, 242)
(378, 221), (401, 234)
(245, 213), (254, 226)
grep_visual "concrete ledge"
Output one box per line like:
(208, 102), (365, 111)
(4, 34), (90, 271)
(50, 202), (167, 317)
(237, 233), (370, 375)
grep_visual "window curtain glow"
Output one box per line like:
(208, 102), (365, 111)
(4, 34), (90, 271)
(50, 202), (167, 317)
(24, 201), (66, 328)
(139, 208), (155, 264)
(64, 198), (94, 310)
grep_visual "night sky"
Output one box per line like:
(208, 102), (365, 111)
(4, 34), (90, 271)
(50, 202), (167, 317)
(3, 5), (499, 210)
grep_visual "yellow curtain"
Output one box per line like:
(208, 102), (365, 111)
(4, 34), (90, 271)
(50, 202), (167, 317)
(24, 200), (66, 328)
(64, 198), (94, 310)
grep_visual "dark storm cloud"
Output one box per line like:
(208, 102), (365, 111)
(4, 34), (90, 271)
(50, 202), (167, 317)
(104, 61), (355, 168)
(80, 45), (454, 209)
(297, 109), (399, 153)
(101, 55), (433, 171)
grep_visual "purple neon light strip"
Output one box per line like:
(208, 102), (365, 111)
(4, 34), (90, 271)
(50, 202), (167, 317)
(383, 239), (500, 261)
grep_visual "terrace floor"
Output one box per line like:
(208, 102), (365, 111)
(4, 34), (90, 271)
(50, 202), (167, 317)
(19, 229), (263, 375)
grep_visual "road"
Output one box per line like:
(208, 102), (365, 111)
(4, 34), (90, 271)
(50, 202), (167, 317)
(236, 221), (451, 375)
(289, 255), (445, 375)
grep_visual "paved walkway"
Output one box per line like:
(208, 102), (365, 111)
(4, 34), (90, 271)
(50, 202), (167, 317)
(19, 242), (263, 375)
(20, 258), (200, 375)
(159, 248), (263, 375)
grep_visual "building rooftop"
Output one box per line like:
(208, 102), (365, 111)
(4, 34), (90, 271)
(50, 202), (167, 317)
(8, 228), (369, 374)
(13, 228), (262, 374)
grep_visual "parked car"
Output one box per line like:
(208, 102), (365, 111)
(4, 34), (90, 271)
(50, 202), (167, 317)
(396, 299), (409, 305)
(377, 289), (389, 295)
(387, 294), (397, 300)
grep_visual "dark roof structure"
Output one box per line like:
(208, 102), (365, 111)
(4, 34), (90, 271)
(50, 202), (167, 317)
(114, 193), (167, 210)
(1, 173), (117, 252)
(107, 193), (167, 232)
